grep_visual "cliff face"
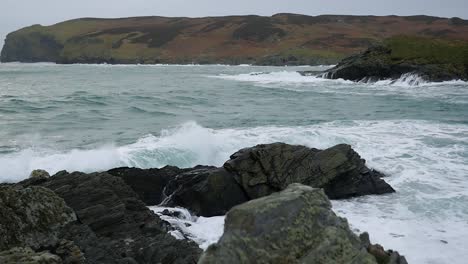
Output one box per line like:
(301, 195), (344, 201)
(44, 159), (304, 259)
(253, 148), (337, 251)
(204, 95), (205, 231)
(2, 14), (468, 65)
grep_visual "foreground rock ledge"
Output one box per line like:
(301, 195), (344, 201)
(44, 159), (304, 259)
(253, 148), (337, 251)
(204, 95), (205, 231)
(199, 184), (407, 264)
(9, 172), (202, 263)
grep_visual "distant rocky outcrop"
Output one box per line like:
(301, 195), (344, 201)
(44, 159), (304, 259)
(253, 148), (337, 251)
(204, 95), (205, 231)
(321, 36), (468, 82)
(199, 184), (407, 264)
(2, 15), (468, 65)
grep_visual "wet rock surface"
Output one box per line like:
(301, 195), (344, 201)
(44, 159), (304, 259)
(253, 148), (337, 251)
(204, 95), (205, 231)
(224, 143), (395, 200)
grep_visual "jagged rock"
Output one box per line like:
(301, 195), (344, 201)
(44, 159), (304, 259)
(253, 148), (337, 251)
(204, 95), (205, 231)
(224, 143), (395, 200)
(199, 184), (400, 264)
(0, 186), (76, 251)
(360, 233), (408, 264)
(107, 165), (190, 205)
(162, 166), (248, 217)
(0, 247), (61, 264)
(19, 171), (202, 264)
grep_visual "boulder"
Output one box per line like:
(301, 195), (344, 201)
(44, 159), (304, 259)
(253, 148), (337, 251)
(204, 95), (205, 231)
(200, 184), (406, 264)
(0, 186), (76, 251)
(107, 165), (190, 205)
(18, 171), (202, 264)
(224, 143), (394, 200)
(162, 166), (248, 217)
(29, 169), (50, 179)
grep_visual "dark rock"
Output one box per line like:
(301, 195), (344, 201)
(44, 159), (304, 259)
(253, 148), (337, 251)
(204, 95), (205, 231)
(19, 171), (202, 264)
(107, 165), (189, 205)
(199, 184), (390, 264)
(360, 233), (408, 264)
(162, 167), (248, 217)
(224, 143), (395, 200)
(323, 45), (416, 81)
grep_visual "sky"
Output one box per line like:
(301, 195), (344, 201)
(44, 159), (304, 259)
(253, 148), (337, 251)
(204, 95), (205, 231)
(1, 0), (468, 49)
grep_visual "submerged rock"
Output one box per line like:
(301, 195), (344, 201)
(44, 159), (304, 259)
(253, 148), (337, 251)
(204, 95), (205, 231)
(200, 184), (406, 264)
(224, 143), (394, 200)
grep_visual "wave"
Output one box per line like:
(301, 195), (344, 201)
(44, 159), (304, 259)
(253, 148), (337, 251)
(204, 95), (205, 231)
(213, 71), (468, 87)
(1, 120), (466, 185)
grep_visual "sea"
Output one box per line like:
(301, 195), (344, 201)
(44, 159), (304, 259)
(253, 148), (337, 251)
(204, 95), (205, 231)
(0, 62), (467, 264)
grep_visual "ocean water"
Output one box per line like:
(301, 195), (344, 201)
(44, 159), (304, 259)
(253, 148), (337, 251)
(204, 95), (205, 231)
(0, 62), (467, 263)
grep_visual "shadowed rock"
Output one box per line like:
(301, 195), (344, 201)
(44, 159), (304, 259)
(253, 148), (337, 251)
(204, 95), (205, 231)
(107, 165), (190, 205)
(161, 166), (248, 217)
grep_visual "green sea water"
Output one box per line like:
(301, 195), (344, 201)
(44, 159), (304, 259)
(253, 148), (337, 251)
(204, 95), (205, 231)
(0, 63), (467, 263)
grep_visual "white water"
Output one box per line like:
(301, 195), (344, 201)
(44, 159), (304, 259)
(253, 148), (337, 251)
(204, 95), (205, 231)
(149, 206), (225, 250)
(214, 70), (468, 87)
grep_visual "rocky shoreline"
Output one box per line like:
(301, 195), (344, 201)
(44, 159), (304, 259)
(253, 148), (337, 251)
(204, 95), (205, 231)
(1, 143), (407, 263)
(316, 36), (468, 83)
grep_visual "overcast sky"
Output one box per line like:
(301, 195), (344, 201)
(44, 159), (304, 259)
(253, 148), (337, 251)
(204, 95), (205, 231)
(1, 0), (468, 49)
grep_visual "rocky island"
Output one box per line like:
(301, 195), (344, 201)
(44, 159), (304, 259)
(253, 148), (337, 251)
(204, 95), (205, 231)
(1, 14), (468, 65)
(321, 36), (468, 82)
(1, 143), (407, 263)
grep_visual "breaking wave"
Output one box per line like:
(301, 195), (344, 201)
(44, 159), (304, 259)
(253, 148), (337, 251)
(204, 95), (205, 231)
(213, 71), (468, 87)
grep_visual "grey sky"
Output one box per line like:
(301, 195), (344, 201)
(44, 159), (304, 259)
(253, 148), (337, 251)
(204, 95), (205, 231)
(1, 0), (468, 49)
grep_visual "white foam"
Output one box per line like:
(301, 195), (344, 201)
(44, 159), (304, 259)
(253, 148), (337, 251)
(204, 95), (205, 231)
(149, 206), (225, 250)
(213, 71), (354, 85)
(213, 70), (468, 87)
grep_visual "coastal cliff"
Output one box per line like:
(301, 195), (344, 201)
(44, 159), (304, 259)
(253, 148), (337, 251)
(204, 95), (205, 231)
(2, 14), (468, 65)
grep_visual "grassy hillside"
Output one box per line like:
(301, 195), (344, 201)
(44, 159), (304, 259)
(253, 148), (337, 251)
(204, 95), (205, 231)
(385, 36), (468, 65)
(2, 14), (468, 65)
